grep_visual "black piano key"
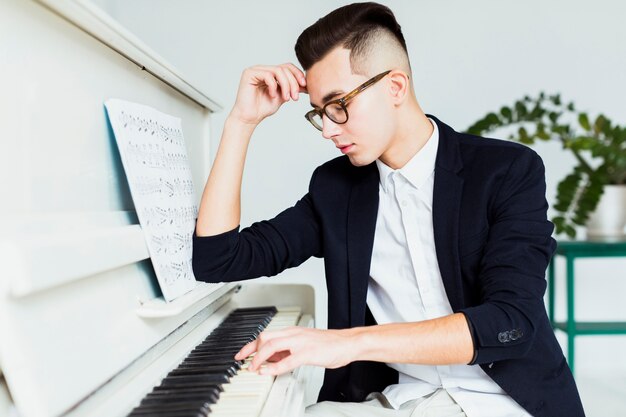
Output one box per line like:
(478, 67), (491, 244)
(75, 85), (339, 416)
(206, 330), (256, 336)
(133, 400), (213, 411)
(233, 311), (276, 316)
(130, 402), (211, 414)
(187, 356), (238, 365)
(147, 387), (222, 397)
(207, 330), (259, 336)
(146, 388), (221, 404)
(232, 306), (277, 313)
(129, 411), (206, 417)
(142, 392), (219, 406)
(188, 348), (239, 355)
(161, 374), (230, 385)
(196, 341), (252, 349)
(178, 357), (241, 366)
(221, 315), (270, 320)
(181, 356), (238, 363)
(153, 382), (223, 391)
(130, 409), (209, 417)
(194, 338), (251, 345)
(188, 349), (240, 356)
(167, 365), (238, 377)
(199, 335), (258, 342)
(219, 317), (271, 325)
(186, 353), (242, 360)
(180, 360), (241, 368)
(219, 318), (272, 325)
(195, 338), (252, 345)
(194, 341), (253, 348)
(219, 321), (267, 326)
(219, 319), (270, 326)
(180, 354), (234, 361)
(176, 360), (240, 369)
(175, 365), (236, 374)
(222, 313), (272, 319)
(220, 315), (271, 322)
(183, 353), (244, 362)
(200, 335), (256, 343)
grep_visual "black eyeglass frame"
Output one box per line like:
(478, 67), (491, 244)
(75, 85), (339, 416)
(304, 70), (393, 131)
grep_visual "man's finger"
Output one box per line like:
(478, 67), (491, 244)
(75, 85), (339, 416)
(234, 339), (258, 360)
(260, 72), (278, 98)
(281, 63), (306, 97)
(281, 63), (306, 86)
(271, 67), (291, 101)
(235, 328), (288, 360)
(249, 336), (292, 371)
(280, 66), (300, 101)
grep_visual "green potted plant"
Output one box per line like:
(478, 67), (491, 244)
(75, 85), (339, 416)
(466, 93), (626, 238)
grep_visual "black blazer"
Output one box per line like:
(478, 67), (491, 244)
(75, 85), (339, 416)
(193, 116), (585, 417)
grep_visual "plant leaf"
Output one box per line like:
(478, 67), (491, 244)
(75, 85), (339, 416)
(500, 106), (512, 122)
(578, 113), (591, 131)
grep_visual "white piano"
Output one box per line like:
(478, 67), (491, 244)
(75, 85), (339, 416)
(0, 1), (316, 416)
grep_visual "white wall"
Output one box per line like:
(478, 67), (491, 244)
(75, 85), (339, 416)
(92, 0), (626, 374)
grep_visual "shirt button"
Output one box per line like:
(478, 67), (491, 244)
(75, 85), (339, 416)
(401, 200), (408, 207)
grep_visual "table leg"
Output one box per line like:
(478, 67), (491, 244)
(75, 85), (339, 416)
(566, 255), (576, 376)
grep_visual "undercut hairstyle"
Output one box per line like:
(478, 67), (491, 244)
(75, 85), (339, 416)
(295, 2), (410, 75)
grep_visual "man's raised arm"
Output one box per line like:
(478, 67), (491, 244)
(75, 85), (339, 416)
(195, 64), (307, 237)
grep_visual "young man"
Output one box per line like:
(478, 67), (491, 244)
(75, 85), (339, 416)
(193, 2), (585, 416)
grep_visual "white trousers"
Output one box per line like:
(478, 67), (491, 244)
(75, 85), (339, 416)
(305, 389), (467, 417)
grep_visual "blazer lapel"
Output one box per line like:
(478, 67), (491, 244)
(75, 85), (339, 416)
(430, 115), (465, 311)
(346, 163), (379, 327)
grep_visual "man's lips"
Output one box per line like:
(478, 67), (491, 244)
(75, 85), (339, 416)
(337, 144), (355, 154)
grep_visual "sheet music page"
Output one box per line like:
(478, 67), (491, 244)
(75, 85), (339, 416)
(105, 99), (214, 302)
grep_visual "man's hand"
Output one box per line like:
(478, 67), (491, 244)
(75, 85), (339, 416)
(229, 63), (307, 126)
(235, 327), (354, 376)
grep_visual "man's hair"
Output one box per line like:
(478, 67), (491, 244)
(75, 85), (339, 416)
(295, 2), (409, 74)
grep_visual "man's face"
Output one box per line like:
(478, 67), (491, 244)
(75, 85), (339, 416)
(306, 47), (395, 167)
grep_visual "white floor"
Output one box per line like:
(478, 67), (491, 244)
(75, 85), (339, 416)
(553, 332), (626, 416)
(577, 371), (626, 417)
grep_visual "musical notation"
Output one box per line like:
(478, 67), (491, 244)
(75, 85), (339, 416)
(105, 99), (200, 302)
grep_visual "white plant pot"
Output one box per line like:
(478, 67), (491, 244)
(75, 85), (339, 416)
(585, 184), (626, 240)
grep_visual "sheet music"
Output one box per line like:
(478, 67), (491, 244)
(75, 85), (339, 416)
(105, 99), (208, 301)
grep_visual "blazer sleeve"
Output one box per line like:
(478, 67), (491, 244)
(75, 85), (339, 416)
(460, 148), (556, 364)
(191, 168), (323, 283)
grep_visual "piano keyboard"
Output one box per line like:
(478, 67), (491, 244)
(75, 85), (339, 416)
(128, 306), (302, 417)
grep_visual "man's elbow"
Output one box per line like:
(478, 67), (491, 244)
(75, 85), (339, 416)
(192, 258), (228, 283)
(462, 300), (543, 365)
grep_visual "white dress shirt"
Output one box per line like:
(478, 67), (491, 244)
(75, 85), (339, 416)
(367, 119), (532, 417)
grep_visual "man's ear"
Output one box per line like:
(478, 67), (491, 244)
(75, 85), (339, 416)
(388, 70), (410, 104)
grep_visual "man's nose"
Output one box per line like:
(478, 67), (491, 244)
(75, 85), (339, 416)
(321, 115), (342, 140)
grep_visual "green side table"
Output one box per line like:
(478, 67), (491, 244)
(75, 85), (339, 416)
(547, 240), (626, 375)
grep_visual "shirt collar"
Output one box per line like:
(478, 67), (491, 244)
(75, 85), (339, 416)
(376, 118), (439, 193)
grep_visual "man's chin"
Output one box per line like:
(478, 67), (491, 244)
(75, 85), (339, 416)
(347, 154), (374, 167)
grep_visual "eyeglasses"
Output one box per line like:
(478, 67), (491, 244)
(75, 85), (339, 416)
(304, 70), (392, 131)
